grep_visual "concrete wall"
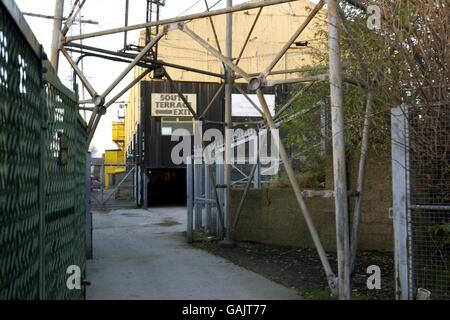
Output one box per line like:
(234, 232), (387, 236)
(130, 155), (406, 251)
(231, 151), (394, 252)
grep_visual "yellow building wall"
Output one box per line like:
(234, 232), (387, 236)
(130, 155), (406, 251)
(125, 66), (142, 153)
(104, 122), (126, 189)
(125, 0), (326, 150)
(112, 121), (125, 143)
(156, 0), (325, 82)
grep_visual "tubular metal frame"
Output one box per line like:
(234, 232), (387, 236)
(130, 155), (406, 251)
(56, 0), (374, 299)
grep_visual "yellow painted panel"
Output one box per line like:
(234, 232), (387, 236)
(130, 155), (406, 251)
(112, 122), (125, 144)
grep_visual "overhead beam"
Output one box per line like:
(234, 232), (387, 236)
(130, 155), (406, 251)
(64, 42), (224, 79)
(62, 0), (87, 36)
(87, 26), (169, 134)
(61, 47), (98, 98)
(265, 74), (328, 86)
(204, 0), (223, 54)
(199, 84), (225, 119)
(64, 0), (300, 42)
(164, 70), (199, 119)
(274, 81), (315, 119)
(180, 23), (251, 81)
(99, 27), (168, 100)
(86, 67), (152, 147)
(233, 84), (265, 117)
(22, 12), (98, 25)
(236, 66), (329, 80)
(259, 0), (325, 78)
(235, 7), (263, 66)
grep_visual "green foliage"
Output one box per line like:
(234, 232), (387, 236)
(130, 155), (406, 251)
(304, 288), (336, 300)
(277, 64), (387, 185)
(277, 1), (447, 187)
(304, 288), (373, 300)
(429, 223), (450, 248)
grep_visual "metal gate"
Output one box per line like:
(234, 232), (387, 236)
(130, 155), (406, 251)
(186, 128), (278, 241)
(0, 0), (87, 300)
(391, 104), (450, 300)
(90, 162), (136, 210)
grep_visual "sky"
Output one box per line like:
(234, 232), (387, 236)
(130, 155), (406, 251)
(15, 0), (247, 156)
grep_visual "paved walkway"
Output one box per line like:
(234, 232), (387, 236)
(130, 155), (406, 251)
(86, 207), (302, 300)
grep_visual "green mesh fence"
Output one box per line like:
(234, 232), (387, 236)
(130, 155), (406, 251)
(44, 84), (86, 300)
(0, 1), (86, 300)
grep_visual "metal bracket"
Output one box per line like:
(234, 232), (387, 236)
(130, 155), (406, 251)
(58, 132), (69, 166)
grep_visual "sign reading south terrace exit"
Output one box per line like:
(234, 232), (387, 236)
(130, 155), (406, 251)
(151, 93), (197, 117)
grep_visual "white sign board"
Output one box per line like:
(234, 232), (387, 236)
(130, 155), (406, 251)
(151, 93), (197, 117)
(232, 94), (275, 118)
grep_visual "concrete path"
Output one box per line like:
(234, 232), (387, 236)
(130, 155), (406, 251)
(86, 207), (302, 300)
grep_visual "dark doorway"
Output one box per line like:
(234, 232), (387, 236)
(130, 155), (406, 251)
(147, 169), (186, 206)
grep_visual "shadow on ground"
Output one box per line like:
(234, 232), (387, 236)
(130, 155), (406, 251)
(191, 237), (395, 300)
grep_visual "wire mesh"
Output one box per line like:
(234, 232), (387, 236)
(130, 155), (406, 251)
(0, 2), (42, 300)
(407, 104), (450, 299)
(44, 83), (86, 300)
(0, 2), (87, 300)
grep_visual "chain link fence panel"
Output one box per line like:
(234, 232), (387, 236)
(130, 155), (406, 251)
(407, 104), (450, 299)
(0, 0), (87, 300)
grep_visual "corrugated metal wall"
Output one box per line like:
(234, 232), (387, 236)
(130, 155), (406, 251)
(141, 80), (223, 169)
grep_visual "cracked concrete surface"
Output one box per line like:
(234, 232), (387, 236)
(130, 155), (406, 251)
(86, 207), (302, 300)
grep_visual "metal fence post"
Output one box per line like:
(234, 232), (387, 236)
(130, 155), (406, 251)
(143, 170), (148, 208)
(100, 162), (105, 203)
(194, 156), (203, 230)
(391, 105), (410, 300)
(85, 153), (93, 259)
(216, 161), (225, 238)
(253, 133), (261, 189)
(223, 0), (234, 243)
(205, 163), (213, 234)
(39, 50), (48, 299)
(187, 157), (194, 243)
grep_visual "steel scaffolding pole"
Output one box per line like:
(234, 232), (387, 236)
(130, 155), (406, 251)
(235, 7), (263, 66)
(255, 89), (337, 294)
(57, 0), (358, 297)
(61, 47), (98, 98)
(64, 0), (300, 42)
(62, 0), (87, 36)
(327, 0), (351, 300)
(199, 84), (225, 119)
(223, 0), (233, 243)
(64, 42), (224, 79)
(180, 24), (251, 81)
(204, 0), (222, 54)
(233, 84), (265, 117)
(50, 0), (64, 71)
(259, 0), (325, 79)
(87, 27), (168, 135)
(350, 88), (375, 272)
(87, 67), (152, 146)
